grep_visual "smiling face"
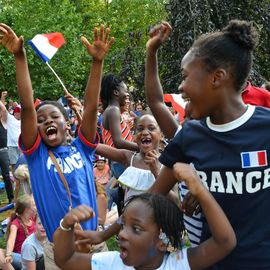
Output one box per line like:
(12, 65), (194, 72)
(135, 115), (161, 154)
(117, 82), (130, 108)
(35, 216), (47, 239)
(118, 199), (164, 269)
(37, 104), (67, 147)
(179, 50), (218, 120)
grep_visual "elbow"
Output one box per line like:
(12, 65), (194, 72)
(220, 231), (237, 256)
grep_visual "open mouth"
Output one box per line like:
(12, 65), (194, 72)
(141, 138), (152, 146)
(119, 246), (128, 260)
(46, 126), (57, 140)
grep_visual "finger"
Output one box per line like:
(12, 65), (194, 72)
(106, 37), (115, 50)
(99, 25), (104, 41)
(104, 27), (110, 44)
(75, 238), (91, 245)
(81, 36), (91, 48)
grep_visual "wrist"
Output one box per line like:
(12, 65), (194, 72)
(5, 253), (12, 257)
(60, 218), (74, 232)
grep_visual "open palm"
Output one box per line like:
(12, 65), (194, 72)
(0, 23), (23, 54)
(82, 25), (114, 62)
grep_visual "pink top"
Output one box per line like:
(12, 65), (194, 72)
(11, 217), (35, 253)
(94, 164), (110, 186)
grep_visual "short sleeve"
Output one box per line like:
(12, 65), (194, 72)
(21, 243), (36, 261)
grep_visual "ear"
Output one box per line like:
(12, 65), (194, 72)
(156, 238), (168, 252)
(212, 68), (227, 88)
(113, 89), (119, 97)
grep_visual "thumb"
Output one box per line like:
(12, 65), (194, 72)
(81, 36), (91, 48)
(19, 35), (24, 45)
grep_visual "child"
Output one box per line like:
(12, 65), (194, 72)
(21, 214), (47, 270)
(147, 20), (270, 270)
(0, 194), (36, 270)
(97, 113), (162, 201)
(0, 23), (114, 269)
(94, 155), (111, 189)
(53, 162), (236, 270)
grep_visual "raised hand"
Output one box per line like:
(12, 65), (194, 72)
(81, 25), (114, 62)
(146, 21), (172, 53)
(0, 23), (24, 54)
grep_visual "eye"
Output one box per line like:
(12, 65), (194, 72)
(148, 126), (156, 131)
(37, 117), (45, 124)
(136, 127), (144, 132)
(132, 225), (142, 234)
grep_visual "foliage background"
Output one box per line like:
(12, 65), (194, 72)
(0, 0), (270, 102)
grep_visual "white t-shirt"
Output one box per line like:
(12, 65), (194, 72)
(91, 249), (190, 270)
(7, 113), (21, 146)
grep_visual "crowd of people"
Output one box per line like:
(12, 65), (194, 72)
(0, 17), (270, 270)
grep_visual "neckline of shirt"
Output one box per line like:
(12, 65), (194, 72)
(206, 104), (255, 132)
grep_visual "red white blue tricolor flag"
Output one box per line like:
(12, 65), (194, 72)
(164, 93), (187, 122)
(241, 150), (267, 168)
(28, 32), (65, 62)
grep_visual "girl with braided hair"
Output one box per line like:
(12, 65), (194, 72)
(53, 162), (236, 270)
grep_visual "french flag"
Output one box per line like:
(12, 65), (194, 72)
(28, 32), (65, 62)
(241, 150), (267, 168)
(164, 93), (187, 122)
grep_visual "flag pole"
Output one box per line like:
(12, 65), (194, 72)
(45, 62), (82, 122)
(46, 62), (68, 95)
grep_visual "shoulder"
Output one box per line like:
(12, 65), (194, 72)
(91, 251), (127, 269)
(163, 249), (190, 269)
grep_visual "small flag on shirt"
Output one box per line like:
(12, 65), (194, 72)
(241, 150), (267, 168)
(164, 93), (187, 122)
(28, 32), (65, 62)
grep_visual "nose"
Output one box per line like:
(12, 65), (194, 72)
(178, 82), (184, 94)
(118, 226), (129, 241)
(44, 117), (53, 125)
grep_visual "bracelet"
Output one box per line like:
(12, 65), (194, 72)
(59, 218), (73, 231)
(6, 253), (12, 258)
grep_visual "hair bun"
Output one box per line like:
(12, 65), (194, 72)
(222, 20), (259, 51)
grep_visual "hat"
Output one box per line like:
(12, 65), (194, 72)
(95, 155), (106, 162)
(13, 105), (21, 114)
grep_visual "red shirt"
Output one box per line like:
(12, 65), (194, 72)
(242, 81), (270, 108)
(11, 217), (35, 253)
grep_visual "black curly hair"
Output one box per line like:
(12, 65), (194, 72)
(191, 20), (259, 92)
(123, 193), (184, 250)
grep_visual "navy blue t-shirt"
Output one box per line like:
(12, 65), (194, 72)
(160, 105), (270, 270)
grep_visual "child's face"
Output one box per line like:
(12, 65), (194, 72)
(178, 50), (216, 120)
(118, 200), (163, 269)
(37, 104), (67, 147)
(135, 115), (161, 154)
(118, 82), (129, 107)
(35, 217), (47, 238)
(96, 160), (105, 170)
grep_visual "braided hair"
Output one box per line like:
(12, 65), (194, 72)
(5, 194), (33, 240)
(100, 74), (123, 110)
(123, 193), (184, 250)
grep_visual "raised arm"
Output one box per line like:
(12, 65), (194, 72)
(173, 163), (236, 270)
(0, 98), (7, 125)
(145, 22), (179, 139)
(80, 26), (114, 143)
(0, 23), (37, 149)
